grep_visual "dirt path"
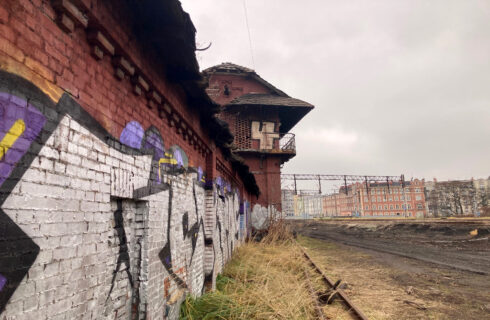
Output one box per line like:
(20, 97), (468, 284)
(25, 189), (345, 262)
(293, 219), (490, 275)
(293, 220), (490, 319)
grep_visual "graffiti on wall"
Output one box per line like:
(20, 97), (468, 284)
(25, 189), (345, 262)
(0, 71), (245, 317)
(107, 200), (134, 296)
(0, 85), (53, 313)
(0, 274), (6, 292)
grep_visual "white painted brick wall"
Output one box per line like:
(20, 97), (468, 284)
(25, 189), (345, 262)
(1, 114), (248, 320)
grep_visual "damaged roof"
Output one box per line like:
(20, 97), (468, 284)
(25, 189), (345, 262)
(204, 62), (314, 132)
(203, 62), (288, 97)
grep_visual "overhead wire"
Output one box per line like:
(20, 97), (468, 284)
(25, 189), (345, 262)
(242, 0), (256, 69)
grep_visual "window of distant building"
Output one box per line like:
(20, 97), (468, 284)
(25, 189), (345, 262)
(408, 204), (412, 209)
(365, 205), (369, 210)
(384, 205), (388, 209)
(372, 196), (376, 202)
(396, 204), (400, 209)
(415, 188), (420, 193)
(407, 196), (411, 201)
(372, 205), (376, 209)
(417, 203), (423, 209)
(378, 205), (382, 210)
(364, 197), (368, 202)
(390, 205), (394, 209)
(377, 190), (381, 194)
(389, 197), (393, 201)
(394, 196), (399, 201)
(416, 195), (422, 201)
(377, 196), (381, 201)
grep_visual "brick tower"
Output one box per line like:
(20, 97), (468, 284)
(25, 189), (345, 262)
(204, 63), (314, 224)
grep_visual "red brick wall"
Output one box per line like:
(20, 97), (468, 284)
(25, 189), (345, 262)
(0, 0), (248, 198)
(206, 73), (272, 106)
(242, 155), (282, 210)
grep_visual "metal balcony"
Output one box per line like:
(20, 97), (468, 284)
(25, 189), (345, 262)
(279, 133), (296, 152)
(234, 132), (296, 155)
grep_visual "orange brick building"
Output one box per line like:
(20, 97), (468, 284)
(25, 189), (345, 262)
(322, 179), (427, 218)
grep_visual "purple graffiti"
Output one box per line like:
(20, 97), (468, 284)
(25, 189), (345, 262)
(198, 166), (204, 182)
(0, 274), (5, 292)
(120, 121), (144, 149)
(144, 131), (165, 160)
(174, 149), (183, 167)
(0, 92), (46, 187)
(216, 177), (225, 195)
(169, 145), (188, 169)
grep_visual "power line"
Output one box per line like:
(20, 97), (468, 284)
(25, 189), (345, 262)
(242, 0), (255, 69)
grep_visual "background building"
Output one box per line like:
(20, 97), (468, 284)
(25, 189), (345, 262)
(425, 178), (490, 217)
(286, 179), (427, 218)
(281, 189), (295, 216)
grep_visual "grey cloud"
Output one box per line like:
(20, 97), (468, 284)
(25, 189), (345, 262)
(183, 0), (490, 181)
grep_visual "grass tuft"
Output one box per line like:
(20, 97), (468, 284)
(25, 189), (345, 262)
(180, 221), (317, 319)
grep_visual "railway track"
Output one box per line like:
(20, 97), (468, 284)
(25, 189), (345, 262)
(298, 242), (369, 320)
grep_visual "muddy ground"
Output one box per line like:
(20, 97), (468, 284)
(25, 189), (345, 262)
(292, 219), (490, 319)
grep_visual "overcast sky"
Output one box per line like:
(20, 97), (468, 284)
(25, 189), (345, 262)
(182, 0), (490, 183)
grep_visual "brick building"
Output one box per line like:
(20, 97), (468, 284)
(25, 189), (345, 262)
(321, 179), (427, 218)
(203, 63), (314, 226)
(0, 1), (275, 319)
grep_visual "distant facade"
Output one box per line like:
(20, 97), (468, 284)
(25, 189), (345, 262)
(281, 190), (295, 216)
(284, 177), (490, 218)
(425, 178), (490, 217)
(287, 179), (427, 218)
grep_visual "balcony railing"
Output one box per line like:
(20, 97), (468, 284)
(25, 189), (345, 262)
(279, 133), (296, 152)
(235, 132), (296, 154)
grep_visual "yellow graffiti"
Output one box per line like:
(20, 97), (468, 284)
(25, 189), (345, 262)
(158, 153), (178, 178)
(0, 119), (26, 161)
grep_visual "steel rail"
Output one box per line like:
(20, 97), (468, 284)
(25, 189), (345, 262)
(303, 266), (328, 320)
(299, 245), (369, 320)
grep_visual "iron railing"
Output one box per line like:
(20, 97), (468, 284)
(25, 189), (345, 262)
(258, 132), (296, 153)
(279, 133), (296, 152)
(235, 132), (296, 154)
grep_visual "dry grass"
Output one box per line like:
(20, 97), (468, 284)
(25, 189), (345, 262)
(180, 221), (318, 320)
